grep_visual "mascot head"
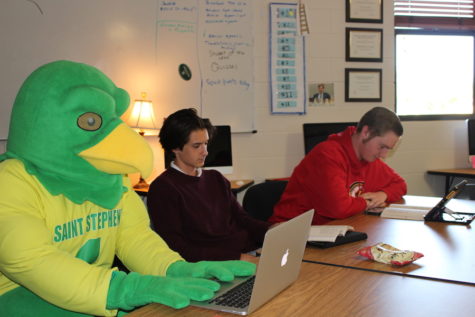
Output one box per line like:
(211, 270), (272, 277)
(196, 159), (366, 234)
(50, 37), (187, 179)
(0, 60), (152, 209)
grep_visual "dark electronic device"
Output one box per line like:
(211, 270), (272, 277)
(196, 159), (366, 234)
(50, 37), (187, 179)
(468, 119), (475, 156)
(424, 180), (475, 225)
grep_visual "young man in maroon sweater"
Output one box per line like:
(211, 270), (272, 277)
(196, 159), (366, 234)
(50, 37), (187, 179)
(270, 107), (407, 225)
(147, 108), (271, 262)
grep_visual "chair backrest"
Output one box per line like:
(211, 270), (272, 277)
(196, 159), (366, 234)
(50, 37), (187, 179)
(303, 122), (356, 154)
(242, 180), (288, 221)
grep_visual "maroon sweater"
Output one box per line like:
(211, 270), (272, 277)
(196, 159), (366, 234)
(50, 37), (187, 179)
(147, 168), (270, 262)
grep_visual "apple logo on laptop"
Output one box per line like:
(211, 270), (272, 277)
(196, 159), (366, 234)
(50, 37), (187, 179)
(281, 249), (289, 267)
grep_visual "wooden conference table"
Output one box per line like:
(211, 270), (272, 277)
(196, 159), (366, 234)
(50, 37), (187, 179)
(129, 262), (475, 317)
(129, 195), (475, 317)
(304, 195), (475, 285)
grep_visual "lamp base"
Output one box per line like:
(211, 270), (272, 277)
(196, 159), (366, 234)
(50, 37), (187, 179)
(133, 177), (149, 189)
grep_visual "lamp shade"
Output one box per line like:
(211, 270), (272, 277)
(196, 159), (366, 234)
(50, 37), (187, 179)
(126, 92), (158, 136)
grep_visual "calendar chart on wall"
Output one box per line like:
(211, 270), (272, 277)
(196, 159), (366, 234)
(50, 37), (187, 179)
(269, 3), (306, 114)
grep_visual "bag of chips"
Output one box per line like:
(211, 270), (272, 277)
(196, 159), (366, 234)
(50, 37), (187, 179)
(357, 242), (424, 266)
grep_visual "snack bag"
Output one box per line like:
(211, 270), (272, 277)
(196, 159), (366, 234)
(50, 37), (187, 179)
(357, 243), (424, 266)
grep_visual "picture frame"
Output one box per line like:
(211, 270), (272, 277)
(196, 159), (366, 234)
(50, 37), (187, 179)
(346, 28), (383, 62)
(345, 68), (382, 102)
(346, 0), (383, 23)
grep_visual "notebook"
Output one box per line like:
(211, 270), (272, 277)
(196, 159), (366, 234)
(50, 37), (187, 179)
(190, 209), (314, 315)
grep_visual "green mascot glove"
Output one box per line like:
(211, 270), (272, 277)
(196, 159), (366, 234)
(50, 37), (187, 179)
(106, 271), (220, 311)
(166, 260), (256, 282)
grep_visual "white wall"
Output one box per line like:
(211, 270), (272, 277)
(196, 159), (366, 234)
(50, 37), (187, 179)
(0, 0), (469, 198)
(222, 0), (469, 198)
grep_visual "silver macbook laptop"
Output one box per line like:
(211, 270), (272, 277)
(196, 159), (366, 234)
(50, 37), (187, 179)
(190, 209), (314, 315)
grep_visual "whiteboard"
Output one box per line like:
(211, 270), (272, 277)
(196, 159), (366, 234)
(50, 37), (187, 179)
(156, 0), (254, 132)
(0, 0), (255, 140)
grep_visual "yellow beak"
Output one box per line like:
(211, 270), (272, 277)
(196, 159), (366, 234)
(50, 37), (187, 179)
(79, 123), (153, 177)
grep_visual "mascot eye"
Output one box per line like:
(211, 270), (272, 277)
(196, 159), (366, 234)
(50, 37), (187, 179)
(77, 112), (102, 131)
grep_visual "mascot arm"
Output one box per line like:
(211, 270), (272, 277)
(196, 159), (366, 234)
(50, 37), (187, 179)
(114, 180), (257, 277)
(109, 186), (256, 311)
(105, 260), (256, 311)
(106, 270), (219, 310)
(0, 212), (116, 316)
(115, 186), (184, 275)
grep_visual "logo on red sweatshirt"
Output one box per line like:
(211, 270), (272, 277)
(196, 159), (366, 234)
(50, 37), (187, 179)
(349, 181), (364, 197)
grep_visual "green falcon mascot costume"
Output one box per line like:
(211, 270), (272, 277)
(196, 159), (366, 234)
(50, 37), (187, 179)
(0, 60), (254, 316)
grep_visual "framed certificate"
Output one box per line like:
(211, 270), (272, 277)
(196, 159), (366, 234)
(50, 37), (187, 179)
(346, 0), (383, 23)
(345, 68), (382, 102)
(346, 28), (383, 62)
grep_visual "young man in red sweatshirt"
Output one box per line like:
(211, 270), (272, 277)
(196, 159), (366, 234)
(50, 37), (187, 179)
(270, 107), (407, 225)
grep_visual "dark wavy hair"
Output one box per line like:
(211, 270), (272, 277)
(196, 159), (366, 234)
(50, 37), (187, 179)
(159, 108), (215, 161)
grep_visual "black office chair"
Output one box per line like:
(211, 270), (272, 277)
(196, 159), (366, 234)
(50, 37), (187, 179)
(242, 180), (288, 221)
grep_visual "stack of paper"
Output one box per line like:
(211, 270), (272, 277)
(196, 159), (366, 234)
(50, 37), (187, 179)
(308, 225), (354, 242)
(380, 204), (432, 221)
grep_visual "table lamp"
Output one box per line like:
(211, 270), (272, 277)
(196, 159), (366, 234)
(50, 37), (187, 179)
(128, 92), (158, 136)
(126, 92), (158, 189)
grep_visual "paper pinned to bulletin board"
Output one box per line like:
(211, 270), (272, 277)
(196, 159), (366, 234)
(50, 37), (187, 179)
(269, 3), (306, 114)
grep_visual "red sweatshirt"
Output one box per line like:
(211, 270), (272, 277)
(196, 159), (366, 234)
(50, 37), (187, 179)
(270, 126), (407, 225)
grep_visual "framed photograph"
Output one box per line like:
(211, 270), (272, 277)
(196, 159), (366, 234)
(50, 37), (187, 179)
(345, 68), (382, 102)
(346, 0), (383, 23)
(346, 28), (382, 62)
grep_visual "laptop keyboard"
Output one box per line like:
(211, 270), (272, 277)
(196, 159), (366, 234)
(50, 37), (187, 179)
(208, 276), (256, 309)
